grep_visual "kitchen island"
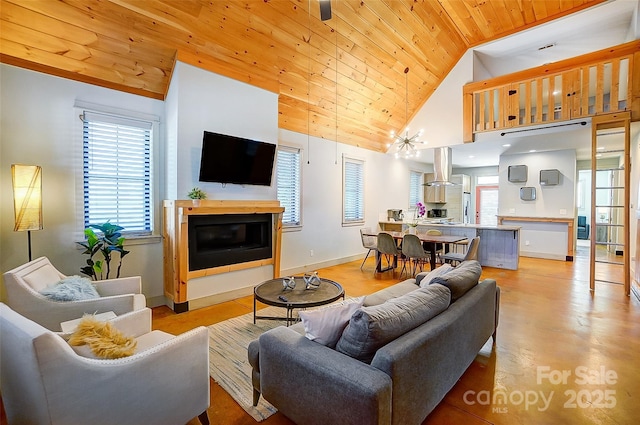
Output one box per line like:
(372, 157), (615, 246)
(379, 221), (521, 270)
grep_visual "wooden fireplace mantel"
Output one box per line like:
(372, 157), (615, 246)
(162, 200), (284, 306)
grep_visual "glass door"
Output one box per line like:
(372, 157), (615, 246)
(590, 112), (630, 294)
(476, 185), (499, 226)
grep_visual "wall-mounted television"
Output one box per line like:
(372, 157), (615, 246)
(198, 131), (276, 186)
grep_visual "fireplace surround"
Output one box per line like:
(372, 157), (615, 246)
(163, 200), (284, 312)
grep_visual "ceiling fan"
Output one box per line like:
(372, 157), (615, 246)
(319, 0), (332, 21)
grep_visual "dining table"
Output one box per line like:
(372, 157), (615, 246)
(364, 231), (467, 272)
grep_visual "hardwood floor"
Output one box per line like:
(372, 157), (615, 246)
(161, 252), (640, 425)
(2, 253), (637, 425)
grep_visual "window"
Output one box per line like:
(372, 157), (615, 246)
(409, 170), (423, 207)
(82, 111), (153, 235)
(477, 175), (499, 185)
(276, 145), (302, 228)
(342, 155), (364, 225)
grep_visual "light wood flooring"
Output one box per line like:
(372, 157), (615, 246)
(2, 252), (638, 425)
(159, 250), (640, 425)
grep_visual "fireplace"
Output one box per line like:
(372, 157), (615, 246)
(163, 199), (284, 311)
(188, 214), (272, 271)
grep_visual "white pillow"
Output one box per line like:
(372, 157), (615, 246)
(299, 297), (365, 348)
(418, 264), (453, 288)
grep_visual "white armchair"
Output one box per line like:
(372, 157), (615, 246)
(3, 256), (146, 331)
(0, 303), (210, 425)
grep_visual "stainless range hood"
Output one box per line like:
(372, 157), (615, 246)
(424, 147), (455, 186)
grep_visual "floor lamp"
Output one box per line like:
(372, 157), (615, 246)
(11, 164), (43, 261)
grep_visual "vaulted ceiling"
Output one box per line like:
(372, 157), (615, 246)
(0, 0), (605, 152)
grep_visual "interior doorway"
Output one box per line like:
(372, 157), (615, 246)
(476, 185), (498, 226)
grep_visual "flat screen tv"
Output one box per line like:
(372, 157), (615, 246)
(198, 131), (276, 186)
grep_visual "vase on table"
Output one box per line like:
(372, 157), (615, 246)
(408, 225), (417, 235)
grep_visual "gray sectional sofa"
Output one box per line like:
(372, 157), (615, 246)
(248, 260), (500, 425)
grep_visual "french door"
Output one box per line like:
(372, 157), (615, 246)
(590, 112), (630, 295)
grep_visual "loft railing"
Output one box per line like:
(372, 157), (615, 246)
(462, 41), (640, 142)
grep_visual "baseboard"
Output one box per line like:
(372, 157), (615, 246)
(164, 254), (365, 311)
(146, 295), (168, 308)
(520, 251), (566, 261)
(632, 281), (640, 302)
(188, 287), (255, 310)
(281, 254), (364, 276)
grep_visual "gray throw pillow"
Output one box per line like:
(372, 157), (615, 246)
(429, 260), (481, 302)
(415, 263), (453, 287)
(39, 276), (100, 301)
(335, 284), (451, 363)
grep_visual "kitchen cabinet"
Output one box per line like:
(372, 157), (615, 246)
(424, 173), (446, 203)
(460, 174), (471, 193)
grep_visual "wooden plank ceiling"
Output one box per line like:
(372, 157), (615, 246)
(0, 0), (604, 152)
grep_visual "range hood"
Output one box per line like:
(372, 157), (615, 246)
(424, 147), (455, 186)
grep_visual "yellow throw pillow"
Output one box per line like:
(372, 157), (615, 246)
(68, 315), (137, 359)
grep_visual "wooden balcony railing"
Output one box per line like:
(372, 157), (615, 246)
(463, 40), (640, 142)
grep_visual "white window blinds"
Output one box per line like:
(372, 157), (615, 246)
(82, 111), (152, 234)
(277, 146), (302, 227)
(343, 156), (364, 224)
(409, 170), (423, 206)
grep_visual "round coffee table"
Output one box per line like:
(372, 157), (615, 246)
(253, 277), (344, 326)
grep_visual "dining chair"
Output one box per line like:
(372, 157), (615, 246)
(401, 234), (431, 277)
(375, 232), (403, 275)
(359, 228), (378, 270)
(425, 229), (444, 264)
(441, 236), (480, 266)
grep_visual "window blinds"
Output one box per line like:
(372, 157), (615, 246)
(277, 146), (301, 226)
(409, 170), (422, 206)
(343, 157), (364, 223)
(82, 111), (152, 234)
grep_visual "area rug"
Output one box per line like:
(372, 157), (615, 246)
(207, 306), (294, 422)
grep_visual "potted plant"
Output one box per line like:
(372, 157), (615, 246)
(187, 187), (207, 206)
(407, 202), (426, 234)
(77, 222), (130, 280)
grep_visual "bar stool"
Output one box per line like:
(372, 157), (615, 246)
(441, 236), (480, 266)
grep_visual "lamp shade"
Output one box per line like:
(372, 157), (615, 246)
(11, 164), (43, 232)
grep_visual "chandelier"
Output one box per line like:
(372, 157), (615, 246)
(387, 67), (425, 159)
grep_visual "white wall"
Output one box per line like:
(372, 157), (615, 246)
(163, 62), (430, 304)
(0, 62), (434, 307)
(409, 50), (474, 148)
(167, 61), (279, 200)
(498, 149), (576, 259)
(0, 64), (166, 302)
(499, 149), (576, 217)
(163, 62), (280, 305)
(278, 129), (429, 273)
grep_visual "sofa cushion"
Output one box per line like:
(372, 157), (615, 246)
(39, 276), (100, 301)
(336, 284), (451, 363)
(363, 279), (417, 307)
(416, 263), (453, 287)
(299, 297), (365, 348)
(429, 260), (481, 302)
